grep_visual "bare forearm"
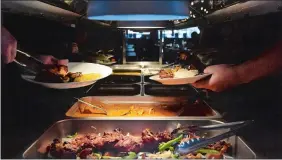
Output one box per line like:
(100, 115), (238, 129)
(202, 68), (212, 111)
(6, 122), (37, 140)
(234, 40), (282, 84)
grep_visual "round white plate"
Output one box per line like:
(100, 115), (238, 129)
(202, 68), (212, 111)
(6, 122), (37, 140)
(95, 60), (116, 65)
(21, 62), (113, 89)
(149, 71), (211, 85)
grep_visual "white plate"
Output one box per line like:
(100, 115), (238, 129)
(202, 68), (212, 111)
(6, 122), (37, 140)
(95, 60), (116, 65)
(149, 72), (211, 85)
(21, 62), (112, 89)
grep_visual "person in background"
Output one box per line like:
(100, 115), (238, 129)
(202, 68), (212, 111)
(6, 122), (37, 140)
(65, 42), (84, 62)
(186, 31), (200, 49)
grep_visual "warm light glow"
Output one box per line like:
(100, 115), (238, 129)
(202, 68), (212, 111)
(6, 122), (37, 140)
(201, 0), (204, 3)
(206, 11), (209, 13)
(193, 15), (196, 18)
(201, 7), (203, 10)
(191, 2), (194, 5)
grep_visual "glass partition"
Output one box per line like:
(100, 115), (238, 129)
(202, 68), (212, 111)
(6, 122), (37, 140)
(123, 27), (201, 63)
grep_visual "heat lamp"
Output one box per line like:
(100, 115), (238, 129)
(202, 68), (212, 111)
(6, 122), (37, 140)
(87, 1), (190, 21)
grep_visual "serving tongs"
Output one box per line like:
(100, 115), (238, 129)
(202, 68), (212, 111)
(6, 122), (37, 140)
(172, 120), (254, 155)
(16, 50), (45, 65)
(14, 49), (45, 75)
(74, 97), (108, 115)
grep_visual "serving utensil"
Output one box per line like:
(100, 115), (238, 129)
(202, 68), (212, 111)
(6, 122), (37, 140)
(74, 97), (108, 115)
(16, 49), (45, 65)
(173, 120), (254, 155)
(14, 59), (38, 75)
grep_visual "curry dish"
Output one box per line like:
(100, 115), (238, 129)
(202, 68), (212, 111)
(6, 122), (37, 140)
(66, 100), (215, 117)
(78, 104), (179, 117)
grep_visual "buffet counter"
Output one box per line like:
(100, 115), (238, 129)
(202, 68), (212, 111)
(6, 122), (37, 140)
(4, 63), (282, 159)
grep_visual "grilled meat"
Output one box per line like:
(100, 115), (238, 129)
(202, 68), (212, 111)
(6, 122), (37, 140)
(46, 129), (173, 158)
(114, 135), (143, 152)
(35, 70), (64, 83)
(159, 69), (174, 79)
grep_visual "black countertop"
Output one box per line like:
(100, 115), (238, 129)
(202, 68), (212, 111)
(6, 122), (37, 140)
(2, 63), (282, 158)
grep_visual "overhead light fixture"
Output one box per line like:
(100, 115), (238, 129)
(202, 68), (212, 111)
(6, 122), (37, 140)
(193, 15), (196, 18)
(201, 0), (204, 3)
(190, 11), (192, 14)
(206, 11), (209, 13)
(87, 1), (190, 21)
(191, 2), (194, 5)
(117, 21), (167, 29)
(204, 8), (207, 11)
(201, 7), (203, 10)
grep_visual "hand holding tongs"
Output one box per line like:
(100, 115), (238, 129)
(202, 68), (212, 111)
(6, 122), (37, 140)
(172, 120), (254, 155)
(16, 50), (45, 65)
(14, 49), (45, 74)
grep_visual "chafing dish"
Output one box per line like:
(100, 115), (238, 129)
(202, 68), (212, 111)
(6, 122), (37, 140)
(22, 119), (256, 159)
(65, 96), (221, 119)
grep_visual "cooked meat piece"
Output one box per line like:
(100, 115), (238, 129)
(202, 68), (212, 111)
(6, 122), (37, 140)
(63, 142), (79, 153)
(142, 129), (157, 143)
(206, 141), (231, 152)
(141, 129), (162, 151)
(156, 130), (172, 142)
(91, 136), (105, 149)
(35, 70), (64, 83)
(114, 135), (143, 152)
(159, 69), (174, 79)
(67, 72), (82, 79)
(102, 131), (124, 149)
(79, 148), (93, 159)
(44, 65), (68, 76)
(48, 139), (76, 159)
(49, 139), (64, 158)
(61, 76), (70, 83)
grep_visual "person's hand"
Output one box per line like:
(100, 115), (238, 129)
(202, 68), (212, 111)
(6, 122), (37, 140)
(1, 27), (17, 64)
(191, 64), (241, 92)
(38, 55), (68, 66)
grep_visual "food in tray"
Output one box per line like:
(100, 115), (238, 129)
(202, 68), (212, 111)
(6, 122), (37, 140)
(35, 65), (101, 83)
(43, 126), (231, 159)
(77, 104), (179, 117)
(159, 66), (199, 79)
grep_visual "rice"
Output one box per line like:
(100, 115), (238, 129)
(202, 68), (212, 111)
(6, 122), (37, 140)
(174, 69), (198, 78)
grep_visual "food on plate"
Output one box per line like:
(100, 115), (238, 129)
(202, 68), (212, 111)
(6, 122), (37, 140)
(73, 73), (101, 82)
(35, 65), (101, 83)
(159, 66), (198, 79)
(42, 127), (231, 159)
(92, 53), (116, 64)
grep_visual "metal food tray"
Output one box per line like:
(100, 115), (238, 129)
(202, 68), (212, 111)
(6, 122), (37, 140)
(65, 96), (221, 119)
(144, 84), (197, 96)
(22, 119), (256, 159)
(86, 84), (141, 96)
(97, 75), (141, 84)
